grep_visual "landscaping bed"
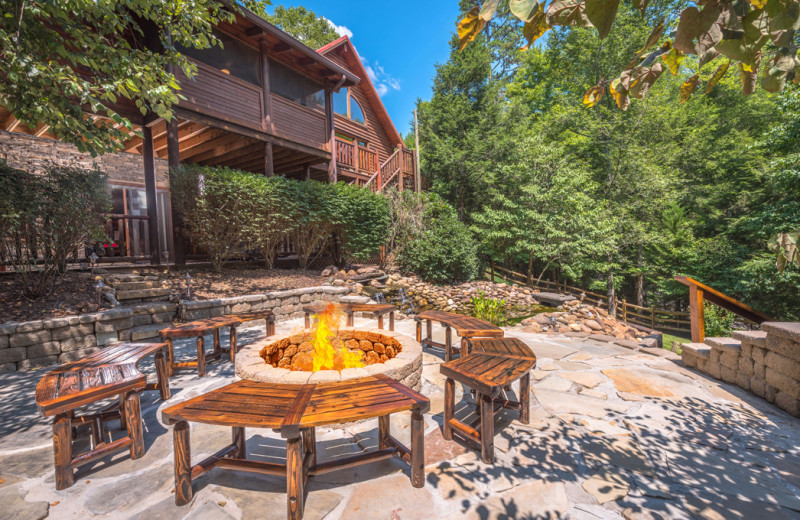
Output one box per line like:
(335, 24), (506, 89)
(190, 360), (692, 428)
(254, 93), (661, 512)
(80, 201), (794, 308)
(162, 265), (327, 300)
(0, 271), (110, 323)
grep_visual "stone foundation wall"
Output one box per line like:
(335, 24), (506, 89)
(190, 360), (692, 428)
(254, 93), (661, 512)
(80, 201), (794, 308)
(0, 130), (170, 188)
(682, 322), (800, 417)
(0, 286), (352, 372)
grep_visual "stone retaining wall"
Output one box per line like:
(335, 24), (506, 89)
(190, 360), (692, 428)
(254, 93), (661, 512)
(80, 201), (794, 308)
(681, 322), (800, 417)
(0, 286), (353, 372)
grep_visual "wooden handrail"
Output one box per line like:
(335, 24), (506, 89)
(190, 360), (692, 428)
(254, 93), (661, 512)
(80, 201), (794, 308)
(674, 276), (773, 343)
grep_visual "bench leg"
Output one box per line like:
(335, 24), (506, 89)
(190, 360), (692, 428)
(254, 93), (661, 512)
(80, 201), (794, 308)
(90, 416), (104, 449)
(118, 394), (127, 430)
(232, 426), (246, 459)
(304, 312), (311, 329)
(197, 336), (206, 377)
(389, 312), (394, 331)
(378, 415), (390, 449)
(229, 325), (237, 363)
(443, 378), (455, 441)
(302, 427), (316, 468)
(415, 320), (422, 343)
(267, 318), (276, 337)
(213, 328), (222, 356)
(347, 311), (354, 328)
(377, 314), (384, 330)
(166, 338), (175, 377)
(155, 351), (171, 400)
(519, 373), (530, 425)
(286, 435), (304, 520)
(426, 319), (432, 345)
(479, 393), (494, 464)
(124, 392), (144, 460)
(53, 413), (74, 490)
(411, 411), (425, 488)
(445, 327), (452, 362)
(174, 421), (192, 506)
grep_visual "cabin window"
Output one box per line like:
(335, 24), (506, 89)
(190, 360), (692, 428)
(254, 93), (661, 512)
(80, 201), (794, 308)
(333, 88), (367, 124)
(175, 29), (261, 87)
(269, 61), (325, 109)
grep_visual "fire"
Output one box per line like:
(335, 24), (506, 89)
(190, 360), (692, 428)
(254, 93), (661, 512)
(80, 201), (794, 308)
(310, 303), (365, 372)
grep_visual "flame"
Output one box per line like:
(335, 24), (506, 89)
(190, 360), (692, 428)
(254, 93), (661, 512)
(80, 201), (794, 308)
(311, 303), (365, 372)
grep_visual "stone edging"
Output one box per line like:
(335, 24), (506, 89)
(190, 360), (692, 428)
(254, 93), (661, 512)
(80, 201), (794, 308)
(235, 328), (423, 391)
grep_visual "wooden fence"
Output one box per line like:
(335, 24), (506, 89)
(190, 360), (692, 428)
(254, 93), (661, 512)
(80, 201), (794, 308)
(489, 265), (691, 335)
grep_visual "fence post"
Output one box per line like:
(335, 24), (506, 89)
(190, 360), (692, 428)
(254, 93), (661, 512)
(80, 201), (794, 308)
(490, 260), (495, 283)
(651, 306), (656, 328)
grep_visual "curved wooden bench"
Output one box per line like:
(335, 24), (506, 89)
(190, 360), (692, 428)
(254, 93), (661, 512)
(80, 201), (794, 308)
(440, 337), (536, 463)
(163, 375), (429, 520)
(35, 343), (171, 489)
(303, 302), (397, 330)
(414, 310), (503, 362)
(160, 316), (240, 376)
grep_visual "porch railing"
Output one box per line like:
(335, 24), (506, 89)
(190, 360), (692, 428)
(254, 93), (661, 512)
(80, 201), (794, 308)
(335, 138), (378, 175)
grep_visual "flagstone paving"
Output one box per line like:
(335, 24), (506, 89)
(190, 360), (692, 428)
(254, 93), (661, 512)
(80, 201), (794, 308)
(1, 318), (799, 519)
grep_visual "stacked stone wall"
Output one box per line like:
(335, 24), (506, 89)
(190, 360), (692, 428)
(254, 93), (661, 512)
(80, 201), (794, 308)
(0, 286), (352, 372)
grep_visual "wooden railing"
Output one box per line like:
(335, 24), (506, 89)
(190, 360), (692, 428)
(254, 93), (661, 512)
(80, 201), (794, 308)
(489, 265), (692, 335)
(674, 276), (773, 343)
(335, 137), (378, 175)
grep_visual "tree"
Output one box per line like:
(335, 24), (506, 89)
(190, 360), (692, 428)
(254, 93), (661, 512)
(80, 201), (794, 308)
(0, 0), (247, 155)
(263, 5), (340, 49)
(460, 0), (800, 105)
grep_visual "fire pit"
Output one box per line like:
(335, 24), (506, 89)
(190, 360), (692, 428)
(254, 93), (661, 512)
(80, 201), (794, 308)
(235, 304), (422, 390)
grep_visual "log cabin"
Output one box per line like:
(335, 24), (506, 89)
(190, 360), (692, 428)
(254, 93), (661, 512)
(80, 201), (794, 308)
(0, 6), (416, 265)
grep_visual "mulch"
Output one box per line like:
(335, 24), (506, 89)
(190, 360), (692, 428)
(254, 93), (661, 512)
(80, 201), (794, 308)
(0, 271), (111, 323)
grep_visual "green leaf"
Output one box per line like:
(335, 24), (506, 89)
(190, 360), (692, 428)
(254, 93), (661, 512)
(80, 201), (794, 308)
(509, 0), (537, 20)
(609, 77), (630, 110)
(480, 0), (502, 21)
(520, 2), (549, 50)
(661, 45), (685, 75)
(583, 81), (605, 107)
(585, 0), (620, 39)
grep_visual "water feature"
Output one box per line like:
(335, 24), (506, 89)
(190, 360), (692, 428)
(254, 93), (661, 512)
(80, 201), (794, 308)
(363, 284), (417, 314)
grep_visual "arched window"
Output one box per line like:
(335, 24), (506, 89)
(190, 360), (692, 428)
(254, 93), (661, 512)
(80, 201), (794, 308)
(350, 97), (365, 124)
(333, 88), (367, 124)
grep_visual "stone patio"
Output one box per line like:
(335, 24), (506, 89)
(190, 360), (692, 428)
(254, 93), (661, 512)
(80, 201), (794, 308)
(2, 318), (799, 519)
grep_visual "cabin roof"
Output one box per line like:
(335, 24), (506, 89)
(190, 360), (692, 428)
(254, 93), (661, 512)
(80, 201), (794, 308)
(231, 5), (360, 89)
(317, 36), (404, 147)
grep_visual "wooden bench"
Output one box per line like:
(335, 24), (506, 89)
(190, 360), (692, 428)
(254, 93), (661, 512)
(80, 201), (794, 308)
(303, 302), (397, 330)
(440, 337), (536, 463)
(162, 375), (429, 520)
(414, 310), (503, 362)
(160, 316), (240, 377)
(226, 309), (276, 339)
(35, 343), (171, 489)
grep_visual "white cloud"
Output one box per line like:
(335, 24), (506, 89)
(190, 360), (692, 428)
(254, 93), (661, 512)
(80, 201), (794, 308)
(361, 57), (401, 97)
(323, 17), (353, 38)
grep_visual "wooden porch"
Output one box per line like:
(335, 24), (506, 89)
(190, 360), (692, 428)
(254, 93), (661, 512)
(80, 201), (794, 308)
(335, 137), (417, 192)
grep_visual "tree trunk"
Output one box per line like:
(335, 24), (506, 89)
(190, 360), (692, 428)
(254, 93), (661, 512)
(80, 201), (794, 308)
(526, 251), (535, 286)
(606, 252), (616, 317)
(636, 242), (644, 307)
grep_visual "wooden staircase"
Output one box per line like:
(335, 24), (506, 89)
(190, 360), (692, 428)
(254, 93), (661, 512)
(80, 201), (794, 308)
(362, 148), (417, 192)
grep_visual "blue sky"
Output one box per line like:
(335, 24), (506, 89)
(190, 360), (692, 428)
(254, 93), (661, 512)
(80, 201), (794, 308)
(271, 1), (461, 137)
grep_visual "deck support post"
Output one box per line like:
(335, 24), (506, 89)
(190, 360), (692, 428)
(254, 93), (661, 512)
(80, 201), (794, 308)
(325, 88), (337, 183)
(165, 115), (186, 266)
(264, 142), (274, 177)
(142, 124), (161, 265)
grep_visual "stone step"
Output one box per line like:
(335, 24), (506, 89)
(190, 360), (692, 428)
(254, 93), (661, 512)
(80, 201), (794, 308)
(129, 323), (167, 342)
(105, 274), (148, 283)
(681, 342), (711, 359)
(115, 288), (170, 302)
(704, 337), (741, 354)
(110, 281), (162, 291)
(732, 330), (767, 346)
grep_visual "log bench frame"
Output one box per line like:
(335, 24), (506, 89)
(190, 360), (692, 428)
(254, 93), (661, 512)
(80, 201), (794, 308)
(227, 309), (276, 339)
(35, 343), (171, 489)
(303, 303), (397, 331)
(440, 337), (536, 463)
(414, 310), (504, 362)
(160, 316), (241, 377)
(162, 375), (429, 520)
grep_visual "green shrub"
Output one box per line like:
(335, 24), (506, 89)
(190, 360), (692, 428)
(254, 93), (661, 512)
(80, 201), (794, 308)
(394, 191), (479, 283)
(333, 182), (390, 263)
(171, 165), (261, 272)
(471, 290), (506, 326)
(250, 176), (297, 269)
(0, 161), (110, 297)
(704, 303), (735, 337)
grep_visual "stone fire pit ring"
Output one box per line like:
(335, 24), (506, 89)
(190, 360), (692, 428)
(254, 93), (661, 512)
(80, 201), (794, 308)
(235, 328), (423, 391)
